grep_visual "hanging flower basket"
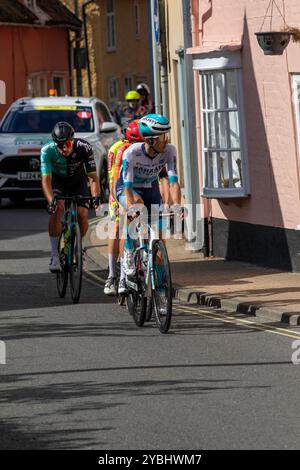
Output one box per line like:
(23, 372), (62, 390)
(255, 0), (300, 55)
(255, 31), (291, 55)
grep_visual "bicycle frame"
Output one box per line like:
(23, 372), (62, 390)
(134, 213), (171, 298)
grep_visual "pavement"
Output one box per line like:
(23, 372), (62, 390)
(85, 216), (300, 328)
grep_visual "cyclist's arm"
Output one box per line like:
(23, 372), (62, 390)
(108, 149), (116, 199)
(40, 148), (53, 204)
(41, 174), (54, 205)
(83, 145), (100, 197)
(166, 145), (181, 205)
(169, 181), (181, 205)
(88, 172), (100, 198)
(123, 148), (136, 210)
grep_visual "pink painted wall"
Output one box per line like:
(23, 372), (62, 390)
(191, 0), (300, 230)
(0, 26), (70, 119)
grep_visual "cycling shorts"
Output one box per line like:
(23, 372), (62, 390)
(52, 173), (90, 209)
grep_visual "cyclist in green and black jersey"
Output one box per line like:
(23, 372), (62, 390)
(41, 121), (100, 273)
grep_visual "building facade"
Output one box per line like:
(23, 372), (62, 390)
(63, 0), (152, 112)
(187, 0), (300, 270)
(0, 0), (81, 119)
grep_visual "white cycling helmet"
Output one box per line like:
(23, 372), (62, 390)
(138, 114), (171, 138)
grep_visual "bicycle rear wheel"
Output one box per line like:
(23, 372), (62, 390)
(152, 240), (172, 333)
(69, 224), (83, 304)
(56, 231), (68, 298)
(126, 251), (147, 327)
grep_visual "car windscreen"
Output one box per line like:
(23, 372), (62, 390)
(0, 106), (95, 134)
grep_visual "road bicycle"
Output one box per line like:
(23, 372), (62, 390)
(55, 195), (95, 304)
(126, 212), (173, 334)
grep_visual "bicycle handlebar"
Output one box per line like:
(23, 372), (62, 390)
(55, 195), (103, 204)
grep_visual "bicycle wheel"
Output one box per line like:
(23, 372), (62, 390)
(145, 297), (153, 322)
(69, 224), (83, 304)
(126, 251), (147, 327)
(152, 240), (172, 333)
(56, 231), (68, 298)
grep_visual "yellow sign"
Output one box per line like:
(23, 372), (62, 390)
(35, 106), (77, 111)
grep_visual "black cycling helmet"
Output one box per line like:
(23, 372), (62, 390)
(51, 121), (74, 143)
(136, 83), (150, 96)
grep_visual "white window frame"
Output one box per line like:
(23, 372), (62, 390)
(194, 50), (249, 198)
(124, 76), (133, 93)
(25, 0), (37, 9)
(134, 0), (140, 37)
(108, 77), (118, 109)
(292, 74), (300, 157)
(52, 73), (67, 96)
(106, 0), (116, 51)
(27, 72), (48, 97)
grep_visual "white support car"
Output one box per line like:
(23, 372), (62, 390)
(0, 96), (121, 204)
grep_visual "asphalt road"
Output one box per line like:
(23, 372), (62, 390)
(0, 198), (300, 450)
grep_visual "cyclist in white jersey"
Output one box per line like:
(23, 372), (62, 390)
(116, 114), (182, 276)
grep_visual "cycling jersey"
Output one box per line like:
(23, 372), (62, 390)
(117, 142), (178, 191)
(108, 139), (124, 184)
(113, 142), (131, 184)
(40, 138), (96, 180)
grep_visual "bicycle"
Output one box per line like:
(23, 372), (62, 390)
(55, 195), (95, 304)
(126, 211), (173, 334)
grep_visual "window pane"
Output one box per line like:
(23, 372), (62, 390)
(205, 74), (214, 109)
(216, 112), (228, 148)
(107, 0), (114, 13)
(228, 111), (240, 147)
(232, 151), (242, 187)
(201, 75), (207, 109)
(207, 151), (219, 188)
(207, 112), (216, 147)
(215, 72), (226, 109)
(226, 71), (238, 108)
(220, 152), (230, 188)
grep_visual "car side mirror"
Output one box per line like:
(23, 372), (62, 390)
(100, 122), (118, 133)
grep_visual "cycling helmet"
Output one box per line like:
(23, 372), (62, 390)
(126, 119), (143, 142)
(138, 114), (171, 137)
(136, 83), (150, 96)
(52, 121), (74, 143)
(125, 90), (141, 101)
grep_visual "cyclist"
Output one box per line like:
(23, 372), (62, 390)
(116, 114), (182, 277)
(104, 119), (144, 295)
(41, 121), (100, 273)
(120, 90), (144, 132)
(136, 83), (154, 115)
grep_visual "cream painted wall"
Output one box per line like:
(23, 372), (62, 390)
(62, 0), (151, 107)
(164, 0), (185, 184)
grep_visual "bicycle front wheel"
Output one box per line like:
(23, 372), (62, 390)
(127, 251), (147, 327)
(69, 224), (83, 304)
(56, 231), (68, 298)
(152, 240), (172, 334)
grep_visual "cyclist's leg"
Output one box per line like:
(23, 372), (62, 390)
(48, 175), (65, 272)
(117, 188), (144, 276)
(142, 185), (167, 287)
(105, 199), (119, 295)
(69, 177), (90, 237)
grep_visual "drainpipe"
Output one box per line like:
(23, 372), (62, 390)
(150, 0), (162, 114)
(175, 47), (195, 244)
(159, 0), (169, 116)
(82, 0), (94, 96)
(68, 31), (73, 96)
(74, 0), (83, 96)
(191, 0), (212, 256)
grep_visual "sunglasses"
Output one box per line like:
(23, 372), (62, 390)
(145, 133), (169, 145)
(56, 140), (74, 151)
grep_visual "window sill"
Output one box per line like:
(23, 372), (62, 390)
(202, 188), (250, 199)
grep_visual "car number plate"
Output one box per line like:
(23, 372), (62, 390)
(17, 172), (41, 180)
